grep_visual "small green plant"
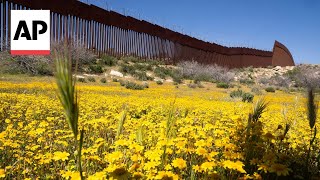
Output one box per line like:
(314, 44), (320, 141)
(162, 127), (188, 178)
(133, 71), (153, 81)
(101, 55), (117, 66)
(217, 82), (229, 89)
(89, 64), (103, 73)
(230, 89), (254, 103)
(122, 81), (145, 90)
(242, 92), (254, 103)
(54, 51), (84, 179)
(265, 87), (276, 93)
(230, 89), (244, 98)
(87, 77), (96, 82)
(305, 88), (318, 177)
(77, 77), (86, 83)
(156, 80), (163, 85)
(240, 78), (255, 85)
(100, 78), (107, 83)
(154, 66), (172, 79)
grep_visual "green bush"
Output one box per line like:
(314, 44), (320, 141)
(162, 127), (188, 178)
(217, 82), (229, 89)
(242, 92), (254, 103)
(133, 71), (153, 81)
(89, 64), (103, 74)
(112, 78), (119, 82)
(230, 89), (244, 98)
(100, 78), (107, 83)
(87, 77), (96, 82)
(101, 55), (117, 66)
(239, 78), (255, 85)
(156, 80), (163, 85)
(154, 66), (172, 79)
(124, 81), (145, 90)
(171, 70), (183, 84)
(265, 87), (276, 93)
(119, 80), (126, 86)
(133, 63), (152, 71)
(77, 77), (86, 83)
(230, 89), (254, 103)
(119, 64), (136, 75)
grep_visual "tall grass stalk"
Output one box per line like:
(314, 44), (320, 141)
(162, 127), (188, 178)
(306, 88), (318, 176)
(54, 50), (84, 179)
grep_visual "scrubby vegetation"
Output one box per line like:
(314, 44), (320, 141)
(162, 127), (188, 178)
(1, 47), (320, 179)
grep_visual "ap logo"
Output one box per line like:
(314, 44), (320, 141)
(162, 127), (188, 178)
(11, 10), (50, 55)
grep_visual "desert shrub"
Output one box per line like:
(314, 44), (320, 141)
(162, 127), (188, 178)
(51, 42), (96, 67)
(133, 63), (153, 71)
(288, 65), (320, 89)
(188, 83), (197, 89)
(100, 78), (107, 83)
(87, 77), (96, 82)
(217, 82), (230, 89)
(239, 78), (255, 85)
(112, 78), (119, 82)
(133, 71), (153, 81)
(265, 87), (276, 93)
(119, 64), (136, 75)
(156, 80), (163, 85)
(77, 77), (86, 83)
(121, 56), (140, 63)
(101, 55), (117, 66)
(171, 70), (184, 84)
(230, 89), (244, 98)
(251, 87), (262, 95)
(143, 82), (149, 88)
(258, 77), (269, 85)
(154, 66), (172, 79)
(89, 64), (103, 74)
(178, 61), (234, 83)
(242, 92), (254, 103)
(124, 81), (145, 90)
(0, 53), (54, 75)
(119, 80), (126, 86)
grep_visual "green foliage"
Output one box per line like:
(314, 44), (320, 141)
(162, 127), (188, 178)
(125, 81), (145, 90)
(112, 78), (119, 82)
(87, 77), (96, 82)
(133, 63), (153, 71)
(119, 80), (145, 90)
(54, 51), (84, 178)
(265, 87), (276, 93)
(217, 82), (230, 89)
(242, 92), (254, 103)
(77, 77), (86, 83)
(133, 71), (153, 81)
(101, 55), (117, 66)
(171, 70), (183, 84)
(156, 80), (163, 85)
(240, 78), (255, 85)
(100, 78), (107, 84)
(154, 66), (172, 79)
(230, 89), (244, 98)
(89, 64), (103, 74)
(230, 89), (254, 103)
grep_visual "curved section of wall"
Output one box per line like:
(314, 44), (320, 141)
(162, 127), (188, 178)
(271, 41), (295, 66)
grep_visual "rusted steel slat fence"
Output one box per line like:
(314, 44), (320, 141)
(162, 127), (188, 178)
(0, 0), (295, 68)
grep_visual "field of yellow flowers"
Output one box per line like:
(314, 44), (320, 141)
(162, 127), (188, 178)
(0, 78), (319, 179)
